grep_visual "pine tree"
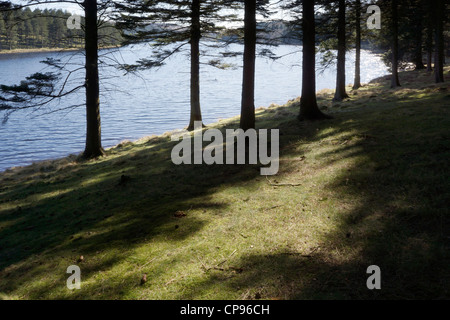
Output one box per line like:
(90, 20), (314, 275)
(352, 0), (361, 90)
(0, 15), (6, 50)
(115, 0), (234, 131)
(299, 0), (331, 120)
(433, 0), (445, 83)
(390, 0), (401, 88)
(240, 0), (257, 130)
(84, 0), (104, 157)
(333, 0), (349, 101)
(0, 0), (114, 159)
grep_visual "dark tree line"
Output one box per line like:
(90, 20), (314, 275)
(0, 7), (121, 51)
(376, 0), (448, 86)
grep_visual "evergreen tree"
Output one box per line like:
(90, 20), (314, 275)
(0, 6), (120, 50)
(115, 0), (235, 131)
(0, 14), (5, 50)
(433, 0), (445, 83)
(84, 0), (104, 157)
(0, 0), (118, 159)
(239, 0), (272, 130)
(352, 0), (361, 89)
(410, 0), (425, 70)
(240, 0), (257, 130)
(333, 0), (349, 101)
(390, 0), (401, 88)
(285, 0), (332, 120)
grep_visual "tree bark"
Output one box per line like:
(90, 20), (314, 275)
(434, 0), (445, 83)
(413, 14), (425, 70)
(240, 0), (257, 130)
(391, 0), (401, 88)
(187, 0), (203, 130)
(425, 0), (433, 71)
(299, 0), (331, 120)
(334, 0), (349, 101)
(427, 50), (433, 71)
(353, 0), (361, 90)
(426, 28), (433, 71)
(83, 0), (104, 158)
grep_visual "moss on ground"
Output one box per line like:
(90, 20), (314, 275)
(0, 67), (449, 300)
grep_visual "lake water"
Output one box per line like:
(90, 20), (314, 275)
(0, 44), (389, 172)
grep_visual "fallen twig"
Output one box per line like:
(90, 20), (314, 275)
(165, 276), (185, 286)
(198, 249), (238, 272)
(138, 257), (156, 271)
(262, 205), (283, 211)
(216, 249), (237, 267)
(266, 176), (301, 187)
(196, 255), (209, 272)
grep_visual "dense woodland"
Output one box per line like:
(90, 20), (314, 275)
(0, 7), (121, 50)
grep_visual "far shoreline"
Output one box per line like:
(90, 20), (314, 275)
(0, 45), (121, 55)
(0, 50), (394, 173)
(0, 47), (83, 55)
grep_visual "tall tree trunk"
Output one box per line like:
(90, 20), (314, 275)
(334, 0), (349, 101)
(427, 49), (433, 71)
(414, 14), (425, 70)
(187, 0), (203, 130)
(353, 0), (361, 90)
(83, 0), (104, 158)
(426, 24), (434, 71)
(240, 0), (256, 130)
(434, 0), (445, 83)
(391, 0), (401, 88)
(299, 0), (331, 120)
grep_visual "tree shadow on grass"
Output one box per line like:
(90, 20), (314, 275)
(0, 69), (449, 299)
(173, 78), (450, 300)
(0, 114), (317, 298)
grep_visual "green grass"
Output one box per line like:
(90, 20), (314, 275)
(0, 67), (449, 300)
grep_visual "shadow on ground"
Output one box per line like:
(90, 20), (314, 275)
(0, 68), (449, 299)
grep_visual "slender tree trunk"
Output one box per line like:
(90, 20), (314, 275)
(299, 0), (331, 120)
(240, 0), (256, 130)
(427, 50), (433, 71)
(434, 0), (445, 83)
(426, 26), (433, 71)
(425, 0), (434, 72)
(187, 0), (203, 130)
(414, 15), (425, 70)
(391, 0), (401, 88)
(334, 0), (349, 101)
(353, 0), (361, 90)
(83, 0), (104, 158)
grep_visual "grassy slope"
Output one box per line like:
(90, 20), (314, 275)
(0, 67), (449, 300)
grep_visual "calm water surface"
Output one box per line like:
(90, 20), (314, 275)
(0, 44), (389, 171)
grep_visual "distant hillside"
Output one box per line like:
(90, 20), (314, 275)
(215, 20), (302, 45)
(0, 8), (122, 52)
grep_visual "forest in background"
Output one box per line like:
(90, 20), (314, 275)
(0, 0), (448, 157)
(0, 0), (448, 302)
(0, 7), (121, 50)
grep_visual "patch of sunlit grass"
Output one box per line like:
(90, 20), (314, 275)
(0, 66), (449, 300)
